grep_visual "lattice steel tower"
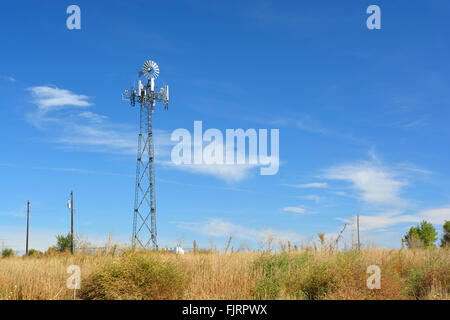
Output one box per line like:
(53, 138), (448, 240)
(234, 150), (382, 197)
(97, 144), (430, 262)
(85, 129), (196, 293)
(122, 60), (169, 249)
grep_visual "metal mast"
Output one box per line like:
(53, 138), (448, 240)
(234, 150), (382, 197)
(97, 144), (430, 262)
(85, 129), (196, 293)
(122, 60), (169, 249)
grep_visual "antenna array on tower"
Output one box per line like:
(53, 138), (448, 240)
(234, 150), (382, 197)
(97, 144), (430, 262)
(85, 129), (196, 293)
(122, 60), (170, 249)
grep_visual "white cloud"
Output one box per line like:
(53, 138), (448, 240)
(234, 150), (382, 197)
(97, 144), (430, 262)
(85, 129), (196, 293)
(420, 207), (450, 223)
(25, 85), (141, 155)
(162, 161), (257, 183)
(78, 111), (108, 123)
(165, 134), (280, 182)
(177, 218), (304, 243)
(339, 207), (450, 231)
(28, 86), (92, 111)
(283, 206), (306, 214)
(330, 191), (347, 197)
(323, 161), (407, 206)
(162, 155), (281, 183)
(25, 87), (271, 182)
(55, 123), (137, 155)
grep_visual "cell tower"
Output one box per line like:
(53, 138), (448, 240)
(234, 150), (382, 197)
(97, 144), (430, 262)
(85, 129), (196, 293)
(122, 60), (169, 249)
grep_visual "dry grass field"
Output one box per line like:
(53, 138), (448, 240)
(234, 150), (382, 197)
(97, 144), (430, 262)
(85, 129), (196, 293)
(0, 246), (449, 300)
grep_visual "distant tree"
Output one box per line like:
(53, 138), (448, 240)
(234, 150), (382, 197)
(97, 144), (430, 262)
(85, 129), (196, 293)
(404, 226), (422, 248)
(27, 249), (42, 256)
(440, 221), (450, 248)
(55, 233), (72, 252)
(404, 221), (438, 249)
(1, 248), (15, 258)
(419, 221), (438, 247)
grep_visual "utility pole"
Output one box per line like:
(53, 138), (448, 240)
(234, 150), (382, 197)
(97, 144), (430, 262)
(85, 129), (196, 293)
(26, 200), (30, 255)
(351, 215), (355, 250)
(357, 214), (361, 251)
(70, 191), (74, 255)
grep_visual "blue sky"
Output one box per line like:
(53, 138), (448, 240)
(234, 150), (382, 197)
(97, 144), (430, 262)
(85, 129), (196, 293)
(1, 0), (450, 251)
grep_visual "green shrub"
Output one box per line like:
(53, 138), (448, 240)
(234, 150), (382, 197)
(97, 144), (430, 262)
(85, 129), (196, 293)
(55, 233), (72, 252)
(27, 249), (42, 257)
(405, 253), (450, 299)
(406, 267), (425, 299)
(1, 248), (14, 258)
(285, 261), (337, 299)
(252, 253), (293, 299)
(252, 252), (337, 300)
(253, 276), (283, 299)
(79, 253), (187, 300)
(45, 246), (58, 256)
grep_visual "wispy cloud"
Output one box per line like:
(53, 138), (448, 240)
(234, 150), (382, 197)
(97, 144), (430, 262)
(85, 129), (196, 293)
(286, 182), (328, 189)
(163, 161), (258, 183)
(55, 122), (138, 154)
(176, 218), (304, 243)
(0, 206), (27, 219)
(25, 85), (138, 155)
(78, 111), (107, 123)
(339, 207), (450, 231)
(393, 117), (429, 129)
(165, 132), (279, 182)
(248, 112), (368, 146)
(297, 195), (321, 203)
(28, 86), (92, 111)
(322, 161), (407, 207)
(329, 190), (348, 197)
(282, 206), (306, 214)
(24, 86), (268, 182)
(2, 75), (16, 82)
(250, 114), (328, 135)
(395, 162), (434, 176)
(32, 166), (134, 178)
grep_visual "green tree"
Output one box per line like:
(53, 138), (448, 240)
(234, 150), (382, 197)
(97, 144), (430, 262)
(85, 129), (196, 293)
(403, 221), (438, 249)
(55, 233), (72, 252)
(419, 221), (438, 247)
(1, 248), (15, 258)
(404, 226), (422, 248)
(440, 221), (450, 248)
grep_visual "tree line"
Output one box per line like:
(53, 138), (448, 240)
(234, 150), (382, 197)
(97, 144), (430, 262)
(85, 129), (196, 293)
(403, 220), (450, 249)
